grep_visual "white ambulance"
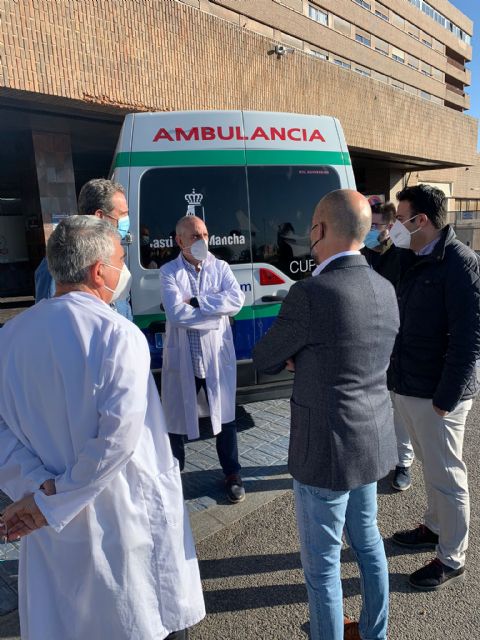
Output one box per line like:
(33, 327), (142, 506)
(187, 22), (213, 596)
(111, 111), (355, 398)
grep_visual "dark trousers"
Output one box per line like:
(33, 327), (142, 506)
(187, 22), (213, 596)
(169, 377), (241, 476)
(164, 629), (188, 640)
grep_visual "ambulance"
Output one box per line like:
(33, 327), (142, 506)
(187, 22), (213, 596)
(111, 111), (355, 399)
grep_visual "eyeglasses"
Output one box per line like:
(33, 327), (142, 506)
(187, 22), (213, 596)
(103, 212), (121, 225)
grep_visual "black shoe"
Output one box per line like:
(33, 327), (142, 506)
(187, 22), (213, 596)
(409, 558), (465, 591)
(391, 466), (412, 491)
(392, 524), (438, 548)
(225, 474), (245, 503)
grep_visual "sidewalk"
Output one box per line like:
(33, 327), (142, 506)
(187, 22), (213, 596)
(2, 398), (480, 639)
(0, 399), (294, 625)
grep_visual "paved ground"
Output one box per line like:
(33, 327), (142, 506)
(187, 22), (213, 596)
(2, 396), (480, 639)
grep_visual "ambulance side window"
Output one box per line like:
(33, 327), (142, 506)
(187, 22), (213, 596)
(248, 166), (341, 280)
(139, 166), (251, 269)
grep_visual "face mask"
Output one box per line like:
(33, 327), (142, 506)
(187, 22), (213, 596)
(364, 229), (381, 250)
(188, 238), (209, 262)
(117, 216), (130, 240)
(103, 263), (132, 302)
(390, 216), (420, 249)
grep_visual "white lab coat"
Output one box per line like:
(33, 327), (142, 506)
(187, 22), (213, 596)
(159, 253), (245, 439)
(0, 292), (205, 640)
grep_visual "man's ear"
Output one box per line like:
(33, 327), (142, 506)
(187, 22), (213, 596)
(417, 213), (429, 227)
(175, 234), (183, 249)
(89, 260), (104, 288)
(93, 209), (103, 219)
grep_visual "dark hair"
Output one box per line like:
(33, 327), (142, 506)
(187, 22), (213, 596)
(396, 185), (446, 229)
(78, 179), (125, 216)
(381, 202), (396, 224)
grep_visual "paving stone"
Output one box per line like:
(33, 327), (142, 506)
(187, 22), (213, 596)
(255, 441), (289, 458)
(241, 449), (280, 466)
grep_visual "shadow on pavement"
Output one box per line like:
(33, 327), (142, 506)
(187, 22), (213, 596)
(182, 464), (290, 502)
(199, 551), (302, 579)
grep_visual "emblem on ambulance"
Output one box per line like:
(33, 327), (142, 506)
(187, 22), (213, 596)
(185, 189), (205, 220)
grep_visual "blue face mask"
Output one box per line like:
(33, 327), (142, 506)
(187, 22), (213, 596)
(117, 215), (130, 240)
(364, 229), (381, 249)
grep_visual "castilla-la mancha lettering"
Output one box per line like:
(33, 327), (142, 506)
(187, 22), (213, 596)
(152, 126), (326, 143)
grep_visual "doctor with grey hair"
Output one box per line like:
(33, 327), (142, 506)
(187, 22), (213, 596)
(0, 216), (204, 640)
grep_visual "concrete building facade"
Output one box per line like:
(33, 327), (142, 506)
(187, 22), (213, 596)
(0, 0), (478, 296)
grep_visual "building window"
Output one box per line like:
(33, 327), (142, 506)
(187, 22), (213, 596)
(375, 6), (389, 21)
(421, 62), (432, 76)
(405, 84), (418, 95)
(310, 48), (329, 60)
(406, 21), (420, 39)
(432, 38), (445, 54)
(391, 47), (405, 63)
(407, 54), (419, 70)
(391, 79), (405, 90)
(353, 0), (371, 9)
(334, 58), (351, 70)
(375, 37), (389, 55)
(355, 28), (371, 47)
(355, 66), (371, 77)
(391, 11), (405, 29)
(420, 90), (431, 100)
(333, 15), (351, 36)
(432, 67), (443, 81)
(308, 4), (328, 26)
(407, 0), (471, 45)
(372, 70), (388, 84)
(422, 36), (432, 48)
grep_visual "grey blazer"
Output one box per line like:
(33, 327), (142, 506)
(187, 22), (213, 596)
(252, 255), (399, 491)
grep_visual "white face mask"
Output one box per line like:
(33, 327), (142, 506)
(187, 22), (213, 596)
(188, 238), (209, 262)
(390, 216), (420, 249)
(102, 263), (132, 302)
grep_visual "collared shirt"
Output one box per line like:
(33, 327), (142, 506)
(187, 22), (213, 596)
(312, 250), (361, 277)
(416, 235), (440, 256)
(182, 254), (206, 378)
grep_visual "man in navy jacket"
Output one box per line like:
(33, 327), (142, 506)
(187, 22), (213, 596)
(389, 184), (480, 591)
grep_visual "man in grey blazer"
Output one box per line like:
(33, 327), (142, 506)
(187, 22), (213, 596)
(253, 190), (399, 640)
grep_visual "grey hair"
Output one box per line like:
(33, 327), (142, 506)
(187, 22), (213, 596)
(47, 216), (118, 284)
(176, 215), (204, 235)
(77, 178), (125, 216)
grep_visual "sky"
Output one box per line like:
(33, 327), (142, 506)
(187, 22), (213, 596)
(449, 0), (480, 147)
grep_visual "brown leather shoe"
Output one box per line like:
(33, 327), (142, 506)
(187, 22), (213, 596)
(344, 616), (361, 640)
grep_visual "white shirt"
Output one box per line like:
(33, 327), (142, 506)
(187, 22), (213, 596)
(312, 250), (361, 277)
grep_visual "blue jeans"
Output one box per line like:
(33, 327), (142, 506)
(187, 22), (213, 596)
(294, 480), (389, 640)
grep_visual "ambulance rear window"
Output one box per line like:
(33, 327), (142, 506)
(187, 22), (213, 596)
(139, 166), (251, 269)
(248, 165), (341, 280)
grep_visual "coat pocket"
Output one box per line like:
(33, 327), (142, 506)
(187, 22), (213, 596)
(289, 399), (310, 464)
(155, 467), (183, 527)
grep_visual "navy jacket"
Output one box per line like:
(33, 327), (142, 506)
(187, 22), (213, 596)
(388, 225), (480, 411)
(253, 255), (399, 491)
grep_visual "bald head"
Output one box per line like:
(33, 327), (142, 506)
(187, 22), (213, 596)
(314, 190), (371, 243)
(309, 189), (371, 265)
(175, 215), (209, 265)
(176, 215), (205, 236)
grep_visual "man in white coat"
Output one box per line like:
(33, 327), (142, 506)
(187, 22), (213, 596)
(160, 215), (245, 503)
(0, 216), (205, 640)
